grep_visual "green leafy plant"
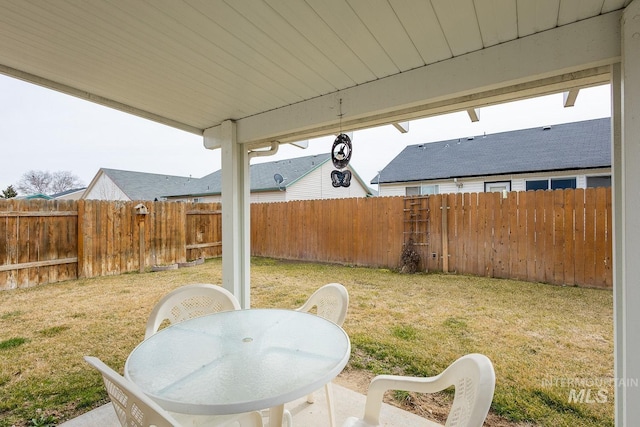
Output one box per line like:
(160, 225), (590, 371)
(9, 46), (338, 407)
(29, 410), (57, 427)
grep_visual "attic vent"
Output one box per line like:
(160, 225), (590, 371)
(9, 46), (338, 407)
(543, 126), (552, 130)
(467, 136), (474, 140)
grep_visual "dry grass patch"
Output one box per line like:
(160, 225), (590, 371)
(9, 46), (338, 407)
(0, 258), (613, 427)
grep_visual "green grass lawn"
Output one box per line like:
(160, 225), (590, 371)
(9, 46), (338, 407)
(0, 258), (613, 427)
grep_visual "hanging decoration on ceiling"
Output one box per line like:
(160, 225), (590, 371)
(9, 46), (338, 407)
(330, 98), (352, 187)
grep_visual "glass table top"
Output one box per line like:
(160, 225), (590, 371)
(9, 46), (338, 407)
(125, 308), (351, 415)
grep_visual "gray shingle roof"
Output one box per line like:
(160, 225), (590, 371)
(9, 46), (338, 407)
(374, 118), (611, 184)
(101, 168), (197, 201)
(168, 153), (334, 197)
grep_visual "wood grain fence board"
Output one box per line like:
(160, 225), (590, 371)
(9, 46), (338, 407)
(541, 191), (553, 283)
(16, 201), (30, 286)
(0, 203), (8, 288)
(604, 189), (613, 287)
(573, 189), (586, 286)
(392, 197), (404, 269)
(594, 187), (608, 287)
(479, 193), (490, 277)
(447, 194), (457, 271)
(563, 189), (576, 285)
(584, 190), (597, 286)
(552, 190), (565, 285)
(497, 193), (509, 278)
(459, 193), (470, 274)
(467, 194), (477, 275)
(513, 192), (526, 280)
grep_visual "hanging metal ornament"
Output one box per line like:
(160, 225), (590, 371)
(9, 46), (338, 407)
(331, 133), (352, 170)
(331, 169), (352, 188)
(329, 98), (352, 187)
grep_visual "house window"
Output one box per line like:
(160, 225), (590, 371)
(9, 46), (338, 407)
(526, 180), (548, 191)
(406, 186), (420, 196)
(587, 176), (611, 188)
(406, 185), (439, 196)
(421, 184), (439, 195)
(193, 198), (201, 203)
(551, 178), (576, 189)
(485, 181), (511, 193)
(526, 177), (577, 191)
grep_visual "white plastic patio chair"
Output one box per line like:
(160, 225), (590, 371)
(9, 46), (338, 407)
(292, 283), (349, 427)
(341, 353), (495, 427)
(84, 356), (263, 427)
(145, 283), (241, 339)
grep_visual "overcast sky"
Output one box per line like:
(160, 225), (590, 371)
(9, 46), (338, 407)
(0, 74), (611, 194)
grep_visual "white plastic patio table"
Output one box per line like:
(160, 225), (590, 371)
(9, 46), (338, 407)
(124, 308), (351, 426)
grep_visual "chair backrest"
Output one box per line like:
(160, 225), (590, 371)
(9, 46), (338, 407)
(145, 283), (241, 339)
(363, 353), (495, 427)
(84, 356), (179, 427)
(296, 283), (349, 326)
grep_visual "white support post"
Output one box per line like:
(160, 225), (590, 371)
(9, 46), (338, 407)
(617, 2), (640, 424)
(219, 120), (251, 309)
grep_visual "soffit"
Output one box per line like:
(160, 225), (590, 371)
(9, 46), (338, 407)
(0, 0), (629, 139)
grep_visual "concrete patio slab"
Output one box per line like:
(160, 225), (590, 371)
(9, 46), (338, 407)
(59, 383), (441, 426)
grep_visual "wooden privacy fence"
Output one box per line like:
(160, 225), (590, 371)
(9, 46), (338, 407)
(251, 188), (612, 288)
(1, 189), (612, 290)
(251, 197), (405, 268)
(0, 200), (222, 290)
(0, 199), (78, 289)
(402, 188), (612, 288)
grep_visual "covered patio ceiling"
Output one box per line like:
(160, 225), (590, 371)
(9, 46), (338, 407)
(2, 1), (640, 426)
(0, 0), (627, 146)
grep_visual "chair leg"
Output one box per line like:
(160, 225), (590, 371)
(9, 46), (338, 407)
(325, 382), (336, 427)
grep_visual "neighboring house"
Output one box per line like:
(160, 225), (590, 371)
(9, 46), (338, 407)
(82, 169), (196, 201)
(373, 118), (611, 196)
(166, 153), (372, 203)
(82, 154), (372, 202)
(51, 187), (86, 200)
(15, 193), (53, 200)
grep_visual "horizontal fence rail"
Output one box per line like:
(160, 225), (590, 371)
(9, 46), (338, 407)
(1, 189), (612, 290)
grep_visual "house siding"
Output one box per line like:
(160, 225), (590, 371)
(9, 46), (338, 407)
(379, 167), (611, 195)
(287, 163), (369, 200)
(83, 174), (129, 200)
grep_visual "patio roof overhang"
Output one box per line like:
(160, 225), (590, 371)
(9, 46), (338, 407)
(1, 1), (639, 424)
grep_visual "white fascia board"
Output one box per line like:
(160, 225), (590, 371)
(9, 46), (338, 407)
(233, 11), (621, 146)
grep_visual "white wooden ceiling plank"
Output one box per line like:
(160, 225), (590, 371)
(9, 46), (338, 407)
(602, 0), (630, 13)
(183, 0), (329, 99)
(67, 0), (294, 113)
(305, 0), (399, 78)
(389, 0), (452, 64)
(431, 0), (484, 56)
(346, 0), (423, 71)
(265, 0), (376, 84)
(474, 0), (518, 47)
(104, 0), (298, 108)
(558, 0), (606, 26)
(0, 3), (258, 127)
(27, 0), (271, 116)
(516, 0), (560, 37)
(222, 1), (354, 91)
